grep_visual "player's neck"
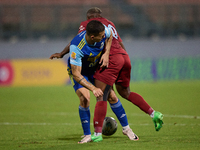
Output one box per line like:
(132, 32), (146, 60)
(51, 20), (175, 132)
(85, 34), (95, 45)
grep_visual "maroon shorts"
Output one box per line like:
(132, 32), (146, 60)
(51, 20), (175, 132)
(93, 53), (131, 87)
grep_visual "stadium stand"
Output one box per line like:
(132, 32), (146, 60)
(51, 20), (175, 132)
(0, 0), (199, 39)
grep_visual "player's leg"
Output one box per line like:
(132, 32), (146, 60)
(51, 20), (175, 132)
(75, 88), (92, 144)
(108, 89), (139, 140)
(115, 84), (154, 115)
(91, 79), (111, 142)
(116, 84), (163, 131)
(115, 54), (163, 131)
(108, 89), (129, 128)
(93, 78), (139, 141)
(93, 54), (124, 131)
(69, 73), (92, 144)
(92, 55), (122, 142)
(115, 53), (154, 114)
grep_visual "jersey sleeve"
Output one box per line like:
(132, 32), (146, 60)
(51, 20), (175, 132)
(69, 45), (84, 66)
(104, 26), (111, 39)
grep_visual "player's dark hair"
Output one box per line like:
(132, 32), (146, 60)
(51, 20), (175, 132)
(86, 20), (105, 36)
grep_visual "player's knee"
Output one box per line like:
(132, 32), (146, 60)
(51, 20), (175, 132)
(121, 93), (129, 99)
(79, 95), (90, 107)
(116, 86), (130, 99)
(117, 90), (129, 99)
(108, 97), (118, 104)
(107, 91), (118, 104)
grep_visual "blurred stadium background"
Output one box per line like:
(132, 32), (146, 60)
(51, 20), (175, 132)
(0, 0), (200, 86)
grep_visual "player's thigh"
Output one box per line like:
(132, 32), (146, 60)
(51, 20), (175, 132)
(115, 54), (131, 87)
(71, 75), (91, 102)
(95, 79), (108, 91)
(94, 54), (124, 86)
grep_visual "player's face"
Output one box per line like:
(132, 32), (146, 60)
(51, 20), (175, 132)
(93, 30), (105, 42)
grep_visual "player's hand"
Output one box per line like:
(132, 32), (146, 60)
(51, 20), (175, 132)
(49, 53), (63, 59)
(99, 53), (109, 68)
(92, 87), (103, 98)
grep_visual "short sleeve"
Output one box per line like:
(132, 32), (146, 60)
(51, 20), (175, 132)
(69, 45), (83, 66)
(104, 26), (111, 39)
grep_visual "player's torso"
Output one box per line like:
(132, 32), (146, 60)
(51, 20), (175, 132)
(70, 31), (105, 75)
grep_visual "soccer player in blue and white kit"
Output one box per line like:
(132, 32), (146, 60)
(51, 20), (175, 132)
(67, 20), (112, 143)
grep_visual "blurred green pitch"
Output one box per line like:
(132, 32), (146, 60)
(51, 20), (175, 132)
(0, 81), (200, 150)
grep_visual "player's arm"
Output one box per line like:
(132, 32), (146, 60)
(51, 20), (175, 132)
(99, 28), (113, 68)
(70, 45), (103, 97)
(49, 43), (70, 59)
(71, 64), (103, 97)
(49, 24), (86, 60)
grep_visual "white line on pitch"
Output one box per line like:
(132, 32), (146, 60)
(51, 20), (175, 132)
(0, 122), (200, 126)
(0, 112), (199, 119)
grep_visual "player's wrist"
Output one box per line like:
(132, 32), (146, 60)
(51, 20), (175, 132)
(60, 52), (66, 58)
(104, 50), (110, 56)
(90, 86), (96, 92)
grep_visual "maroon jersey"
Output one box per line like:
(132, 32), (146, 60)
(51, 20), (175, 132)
(78, 17), (127, 56)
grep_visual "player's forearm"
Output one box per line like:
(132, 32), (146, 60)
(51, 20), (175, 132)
(71, 64), (95, 91)
(60, 43), (70, 57)
(73, 75), (95, 91)
(78, 77), (96, 91)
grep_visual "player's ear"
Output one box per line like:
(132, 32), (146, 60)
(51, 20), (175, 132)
(90, 35), (94, 40)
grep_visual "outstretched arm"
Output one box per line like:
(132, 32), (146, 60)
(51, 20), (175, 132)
(49, 43), (70, 59)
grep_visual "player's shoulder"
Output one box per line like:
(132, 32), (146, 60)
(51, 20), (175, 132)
(79, 21), (88, 32)
(100, 17), (114, 23)
(71, 31), (86, 45)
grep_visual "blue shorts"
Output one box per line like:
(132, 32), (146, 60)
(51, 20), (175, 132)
(68, 67), (94, 91)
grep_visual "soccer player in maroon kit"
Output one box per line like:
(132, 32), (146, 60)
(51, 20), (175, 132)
(50, 7), (163, 143)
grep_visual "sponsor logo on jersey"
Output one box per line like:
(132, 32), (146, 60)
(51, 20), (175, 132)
(87, 51), (102, 62)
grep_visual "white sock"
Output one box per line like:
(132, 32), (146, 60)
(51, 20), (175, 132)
(150, 110), (155, 118)
(122, 125), (130, 130)
(94, 132), (102, 136)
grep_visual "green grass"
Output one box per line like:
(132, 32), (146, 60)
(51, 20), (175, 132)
(0, 80), (200, 150)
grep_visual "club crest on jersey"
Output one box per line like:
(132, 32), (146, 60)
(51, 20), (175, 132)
(71, 52), (76, 59)
(100, 42), (104, 49)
